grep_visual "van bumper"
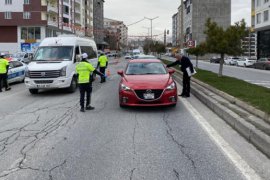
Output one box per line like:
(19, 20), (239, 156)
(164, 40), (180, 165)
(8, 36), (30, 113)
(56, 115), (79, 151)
(24, 76), (73, 89)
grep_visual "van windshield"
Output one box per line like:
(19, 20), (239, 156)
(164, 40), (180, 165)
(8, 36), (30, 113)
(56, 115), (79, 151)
(33, 46), (73, 61)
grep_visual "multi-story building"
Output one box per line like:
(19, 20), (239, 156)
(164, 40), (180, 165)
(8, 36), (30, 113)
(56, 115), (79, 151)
(0, 0), (94, 54)
(172, 12), (178, 46)
(104, 18), (128, 51)
(93, 0), (104, 49)
(252, 0), (270, 58)
(241, 30), (257, 58)
(177, 0), (231, 48)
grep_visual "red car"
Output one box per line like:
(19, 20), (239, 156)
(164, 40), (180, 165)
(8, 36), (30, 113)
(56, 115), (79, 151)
(117, 59), (178, 107)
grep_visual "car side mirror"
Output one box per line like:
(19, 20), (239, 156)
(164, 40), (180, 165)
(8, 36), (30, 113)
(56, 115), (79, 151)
(168, 69), (175, 75)
(76, 55), (81, 62)
(117, 70), (124, 77)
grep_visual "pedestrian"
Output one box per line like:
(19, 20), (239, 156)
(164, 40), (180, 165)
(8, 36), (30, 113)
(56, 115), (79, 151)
(76, 53), (105, 112)
(0, 53), (11, 92)
(166, 53), (194, 98)
(98, 53), (108, 83)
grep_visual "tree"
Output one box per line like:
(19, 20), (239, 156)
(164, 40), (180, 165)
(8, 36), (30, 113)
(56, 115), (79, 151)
(204, 18), (247, 76)
(187, 42), (207, 68)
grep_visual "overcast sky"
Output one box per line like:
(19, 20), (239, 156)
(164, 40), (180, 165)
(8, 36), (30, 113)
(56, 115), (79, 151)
(104, 0), (251, 40)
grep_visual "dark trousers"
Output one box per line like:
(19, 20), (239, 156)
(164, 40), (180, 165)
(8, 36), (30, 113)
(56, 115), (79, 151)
(182, 72), (191, 96)
(99, 67), (106, 82)
(79, 83), (92, 108)
(0, 73), (8, 91)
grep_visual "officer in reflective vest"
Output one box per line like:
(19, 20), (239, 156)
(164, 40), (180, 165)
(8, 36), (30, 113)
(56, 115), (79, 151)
(76, 53), (105, 112)
(0, 53), (11, 92)
(98, 53), (108, 83)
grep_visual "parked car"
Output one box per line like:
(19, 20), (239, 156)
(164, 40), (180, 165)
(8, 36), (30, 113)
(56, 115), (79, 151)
(12, 52), (33, 63)
(117, 59), (177, 107)
(236, 57), (257, 67)
(7, 60), (27, 84)
(210, 57), (221, 63)
(124, 54), (132, 59)
(4, 54), (13, 61)
(224, 57), (241, 65)
(253, 58), (270, 70)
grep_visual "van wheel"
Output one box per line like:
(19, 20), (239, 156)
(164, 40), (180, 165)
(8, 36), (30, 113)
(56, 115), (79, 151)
(29, 89), (38, 94)
(68, 77), (77, 93)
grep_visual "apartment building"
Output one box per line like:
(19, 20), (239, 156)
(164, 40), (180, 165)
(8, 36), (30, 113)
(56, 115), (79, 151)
(93, 0), (104, 49)
(0, 0), (94, 54)
(104, 18), (128, 51)
(252, 0), (270, 58)
(176, 0), (231, 49)
(172, 12), (179, 47)
(242, 31), (257, 58)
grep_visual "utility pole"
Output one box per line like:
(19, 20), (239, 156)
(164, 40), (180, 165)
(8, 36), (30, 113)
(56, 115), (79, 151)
(180, 0), (184, 49)
(164, 29), (167, 46)
(142, 26), (151, 37)
(144, 16), (159, 41)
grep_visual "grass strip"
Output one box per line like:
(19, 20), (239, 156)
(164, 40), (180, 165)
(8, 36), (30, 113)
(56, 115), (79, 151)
(162, 59), (270, 114)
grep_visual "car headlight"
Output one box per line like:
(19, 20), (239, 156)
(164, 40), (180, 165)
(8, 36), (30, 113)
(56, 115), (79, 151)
(121, 84), (131, 91)
(60, 66), (67, 77)
(166, 82), (176, 90)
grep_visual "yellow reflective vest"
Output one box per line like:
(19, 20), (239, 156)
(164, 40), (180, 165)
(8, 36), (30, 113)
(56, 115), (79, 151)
(76, 61), (95, 84)
(0, 58), (9, 74)
(98, 55), (108, 67)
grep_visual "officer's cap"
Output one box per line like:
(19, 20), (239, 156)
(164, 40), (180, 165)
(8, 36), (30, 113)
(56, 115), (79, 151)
(81, 53), (88, 59)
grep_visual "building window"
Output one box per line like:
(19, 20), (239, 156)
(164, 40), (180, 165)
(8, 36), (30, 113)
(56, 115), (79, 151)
(4, 12), (12, 19)
(63, 5), (69, 15)
(257, 13), (262, 24)
(257, 0), (261, 6)
(63, 17), (69, 23)
(5, 0), (12, 4)
(21, 27), (41, 40)
(264, 10), (269, 22)
(24, 0), (30, 4)
(23, 12), (31, 19)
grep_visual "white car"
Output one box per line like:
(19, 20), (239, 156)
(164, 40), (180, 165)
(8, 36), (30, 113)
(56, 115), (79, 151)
(236, 57), (257, 67)
(124, 54), (132, 59)
(7, 60), (26, 84)
(12, 52), (33, 63)
(224, 57), (241, 65)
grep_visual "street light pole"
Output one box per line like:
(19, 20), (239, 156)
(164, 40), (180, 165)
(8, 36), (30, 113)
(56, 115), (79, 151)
(144, 16), (159, 41)
(142, 26), (151, 37)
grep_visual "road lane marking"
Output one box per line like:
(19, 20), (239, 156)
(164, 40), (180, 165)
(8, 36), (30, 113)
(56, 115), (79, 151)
(181, 98), (262, 180)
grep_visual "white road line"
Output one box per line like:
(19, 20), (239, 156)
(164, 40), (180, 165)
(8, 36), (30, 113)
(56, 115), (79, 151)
(181, 98), (262, 180)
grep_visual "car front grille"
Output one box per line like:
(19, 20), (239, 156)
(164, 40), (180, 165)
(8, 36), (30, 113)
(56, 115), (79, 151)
(34, 80), (54, 84)
(134, 89), (164, 100)
(29, 70), (61, 78)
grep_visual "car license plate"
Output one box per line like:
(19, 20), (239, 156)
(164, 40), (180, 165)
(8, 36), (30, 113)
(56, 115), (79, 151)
(143, 93), (155, 100)
(37, 84), (50, 88)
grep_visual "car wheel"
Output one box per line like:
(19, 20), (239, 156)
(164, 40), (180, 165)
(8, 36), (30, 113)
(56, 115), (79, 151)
(67, 76), (77, 93)
(169, 103), (177, 107)
(244, 63), (246, 67)
(29, 89), (38, 94)
(263, 66), (267, 70)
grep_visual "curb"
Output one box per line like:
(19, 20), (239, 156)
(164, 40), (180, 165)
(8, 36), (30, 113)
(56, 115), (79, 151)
(172, 71), (270, 158)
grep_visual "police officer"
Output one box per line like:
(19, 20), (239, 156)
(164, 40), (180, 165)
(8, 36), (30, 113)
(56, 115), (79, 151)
(166, 53), (194, 97)
(0, 53), (11, 92)
(98, 53), (108, 83)
(76, 53), (105, 112)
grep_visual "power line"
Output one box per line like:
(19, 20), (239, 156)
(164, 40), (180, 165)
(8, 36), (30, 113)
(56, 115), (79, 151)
(127, 18), (146, 27)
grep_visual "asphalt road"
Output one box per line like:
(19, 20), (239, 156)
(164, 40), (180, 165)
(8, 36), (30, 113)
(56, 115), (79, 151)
(0, 58), (269, 180)
(161, 55), (270, 88)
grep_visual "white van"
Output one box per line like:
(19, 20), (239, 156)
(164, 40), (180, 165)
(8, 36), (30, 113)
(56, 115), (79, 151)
(24, 35), (98, 94)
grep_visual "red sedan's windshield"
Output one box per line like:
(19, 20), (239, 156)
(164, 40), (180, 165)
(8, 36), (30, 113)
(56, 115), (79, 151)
(126, 62), (167, 75)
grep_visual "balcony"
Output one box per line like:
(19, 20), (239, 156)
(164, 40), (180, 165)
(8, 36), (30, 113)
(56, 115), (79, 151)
(47, 5), (58, 14)
(48, 19), (58, 27)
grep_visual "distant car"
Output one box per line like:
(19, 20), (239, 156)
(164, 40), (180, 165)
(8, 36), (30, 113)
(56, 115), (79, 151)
(12, 52), (33, 63)
(236, 57), (257, 67)
(117, 59), (177, 107)
(253, 58), (270, 70)
(7, 60), (26, 84)
(125, 54), (132, 59)
(224, 57), (241, 65)
(4, 54), (13, 61)
(133, 55), (156, 59)
(210, 57), (221, 63)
